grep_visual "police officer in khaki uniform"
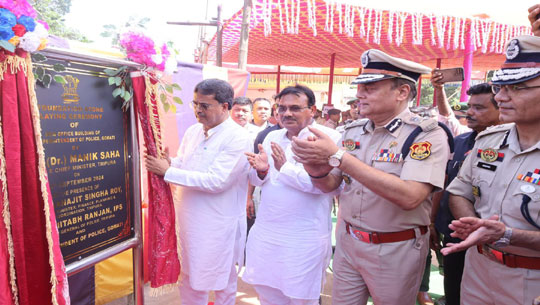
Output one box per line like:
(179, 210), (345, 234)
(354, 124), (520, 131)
(442, 35), (540, 305)
(291, 49), (451, 305)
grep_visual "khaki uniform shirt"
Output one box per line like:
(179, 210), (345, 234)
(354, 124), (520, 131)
(447, 123), (540, 258)
(335, 109), (450, 232)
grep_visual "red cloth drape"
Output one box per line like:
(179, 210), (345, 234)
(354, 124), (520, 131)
(131, 73), (180, 290)
(0, 53), (69, 305)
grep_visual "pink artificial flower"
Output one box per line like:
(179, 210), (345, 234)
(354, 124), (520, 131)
(0, 0), (37, 18)
(161, 44), (170, 57)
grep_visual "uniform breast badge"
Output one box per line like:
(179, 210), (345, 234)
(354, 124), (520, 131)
(409, 142), (432, 160)
(342, 139), (360, 151)
(516, 169), (540, 185)
(477, 148), (504, 163)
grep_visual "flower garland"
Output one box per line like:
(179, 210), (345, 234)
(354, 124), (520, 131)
(295, 0), (300, 34)
(119, 31), (176, 75)
(278, 0), (284, 34)
(262, 0), (533, 54)
(365, 8), (373, 43)
(412, 13), (423, 45)
(0, 0), (48, 54)
(429, 14), (436, 46)
(395, 12), (407, 47)
(306, 0), (317, 36)
(388, 11), (395, 44)
(373, 9), (383, 44)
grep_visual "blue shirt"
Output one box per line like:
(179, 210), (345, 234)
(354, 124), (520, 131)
(435, 131), (477, 239)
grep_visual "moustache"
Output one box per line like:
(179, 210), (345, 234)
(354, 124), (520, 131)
(465, 116), (475, 122)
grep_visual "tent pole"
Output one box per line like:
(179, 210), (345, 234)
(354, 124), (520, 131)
(433, 58), (442, 106)
(276, 65), (281, 94)
(216, 5), (223, 67)
(328, 53), (336, 105)
(416, 75), (422, 106)
(460, 23), (473, 102)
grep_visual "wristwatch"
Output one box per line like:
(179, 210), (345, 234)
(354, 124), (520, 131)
(493, 226), (512, 248)
(328, 148), (346, 167)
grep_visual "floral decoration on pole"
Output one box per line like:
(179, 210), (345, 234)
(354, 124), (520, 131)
(105, 30), (182, 112)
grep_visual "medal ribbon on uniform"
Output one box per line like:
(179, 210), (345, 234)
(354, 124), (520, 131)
(516, 169), (540, 185)
(372, 149), (403, 163)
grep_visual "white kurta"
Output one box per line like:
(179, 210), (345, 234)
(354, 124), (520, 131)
(242, 122), (342, 299)
(164, 118), (251, 291)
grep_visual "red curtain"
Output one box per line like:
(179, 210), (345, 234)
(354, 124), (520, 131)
(131, 73), (180, 292)
(0, 52), (69, 305)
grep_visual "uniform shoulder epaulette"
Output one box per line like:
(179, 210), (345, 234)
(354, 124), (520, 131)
(476, 123), (514, 139)
(344, 118), (369, 130)
(405, 115), (439, 132)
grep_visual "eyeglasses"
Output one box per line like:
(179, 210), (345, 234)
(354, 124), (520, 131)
(191, 100), (218, 111)
(491, 84), (540, 95)
(276, 105), (310, 114)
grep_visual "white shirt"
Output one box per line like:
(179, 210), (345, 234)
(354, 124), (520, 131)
(244, 122), (263, 140)
(164, 118), (251, 291)
(438, 113), (471, 137)
(242, 122), (342, 299)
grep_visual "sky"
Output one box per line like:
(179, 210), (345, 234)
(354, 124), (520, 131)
(64, 0), (535, 63)
(64, 0), (245, 61)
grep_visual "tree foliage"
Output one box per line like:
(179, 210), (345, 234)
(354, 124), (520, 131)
(32, 0), (91, 42)
(419, 80), (462, 106)
(100, 16), (151, 47)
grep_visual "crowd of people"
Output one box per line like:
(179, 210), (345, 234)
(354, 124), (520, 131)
(142, 8), (540, 305)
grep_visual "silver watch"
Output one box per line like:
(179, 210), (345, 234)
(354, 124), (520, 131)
(493, 226), (512, 248)
(328, 148), (346, 167)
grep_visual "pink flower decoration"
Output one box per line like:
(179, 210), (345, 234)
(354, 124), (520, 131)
(119, 31), (172, 71)
(0, 0), (37, 18)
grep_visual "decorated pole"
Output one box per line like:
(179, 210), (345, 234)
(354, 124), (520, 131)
(328, 53), (336, 105)
(460, 22), (474, 102)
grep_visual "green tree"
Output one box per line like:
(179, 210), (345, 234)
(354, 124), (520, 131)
(100, 16), (151, 47)
(32, 0), (91, 42)
(419, 80), (462, 106)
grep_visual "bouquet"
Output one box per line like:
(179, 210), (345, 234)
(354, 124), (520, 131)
(0, 0), (48, 53)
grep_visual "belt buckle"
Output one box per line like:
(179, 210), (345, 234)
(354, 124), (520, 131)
(352, 229), (371, 243)
(481, 245), (504, 264)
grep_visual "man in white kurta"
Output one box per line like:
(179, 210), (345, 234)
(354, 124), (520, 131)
(243, 85), (341, 304)
(145, 79), (251, 305)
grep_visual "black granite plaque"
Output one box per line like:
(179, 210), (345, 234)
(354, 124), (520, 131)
(35, 59), (134, 265)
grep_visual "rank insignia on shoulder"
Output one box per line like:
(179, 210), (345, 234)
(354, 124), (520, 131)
(409, 141), (432, 160)
(342, 139), (360, 151)
(343, 175), (352, 184)
(477, 148), (504, 163)
(472, 185), (481, 197)
(516, 169), (540, 185)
